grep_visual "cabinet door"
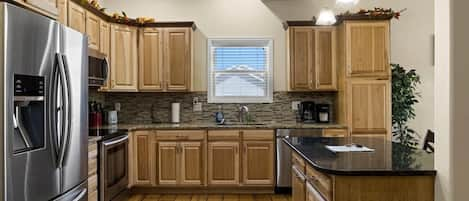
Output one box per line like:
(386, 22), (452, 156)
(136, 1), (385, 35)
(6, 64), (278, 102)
(315, 27), (337, 90)
(110, 24), (138, 91)
(133, 132), (152, 185)
(57, 0), (67, 25)
(139, 28), (164, 91)
(306, 182), (326, 201)
(242, 141), (274, 186)
(292, 166), (306, 201)
(164, 28), (191, 91)
(157, 142), (179, 185)
(289, 27), (314, 91)
(208, 142), (240, 185)
(86, 11), (100, 50)
(180, 142), (204, 186)
(99, 21), (111, 90)
(347, 79), (391, 135)
(346, 21), (390, 77)
(23, 0), (58, 16)
(68, 1), (85, 33)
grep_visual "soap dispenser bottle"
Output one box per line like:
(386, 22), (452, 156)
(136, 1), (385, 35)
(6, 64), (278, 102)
(215, 105), (225, 124)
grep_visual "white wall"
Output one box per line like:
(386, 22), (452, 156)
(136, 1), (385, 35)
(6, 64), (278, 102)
(435, 0), (469, 200)
(101, 0), (434, 138)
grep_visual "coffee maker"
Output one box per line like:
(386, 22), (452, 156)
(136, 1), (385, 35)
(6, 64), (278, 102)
(299, 101), (316, 123)
(316, 104), (331, 123)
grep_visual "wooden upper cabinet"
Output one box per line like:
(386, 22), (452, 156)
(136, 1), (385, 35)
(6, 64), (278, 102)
(110, 24), (138, 91)
(57, 0), (67, 25)
(242, 141), (274, 186)
(289, 27), (314, 91)
(164, 28), (192, 91)
(133, 131), (153, 185)
(180, 142), (204, 186)
(86, 11), (100, 50)
(99, 21), (111, 91)
(157, 142), (179, 185)
(21, 0), (58, 17)
(139, 28), (164, 91)
(208, 142), (240, 186)
(347, 79), (391, 135)
(345, 21), (390, 77)
(315, 27), (337, 90)
(68, 1), (86, 33)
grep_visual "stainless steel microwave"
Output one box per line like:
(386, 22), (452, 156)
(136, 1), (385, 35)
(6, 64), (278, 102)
(88, 48), (109, 88)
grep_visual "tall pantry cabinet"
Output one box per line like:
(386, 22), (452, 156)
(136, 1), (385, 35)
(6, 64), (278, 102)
(337, 20), (392, 141)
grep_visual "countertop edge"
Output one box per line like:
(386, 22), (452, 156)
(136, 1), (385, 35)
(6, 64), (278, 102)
(283, 138), (437, 176)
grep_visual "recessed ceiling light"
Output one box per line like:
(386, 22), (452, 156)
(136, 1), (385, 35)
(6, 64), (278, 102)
(316, 8), (337, 26)
(336, 0), (359, 7)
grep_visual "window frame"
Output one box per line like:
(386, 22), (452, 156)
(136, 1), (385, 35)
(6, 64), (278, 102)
(207, 38), (274, 103)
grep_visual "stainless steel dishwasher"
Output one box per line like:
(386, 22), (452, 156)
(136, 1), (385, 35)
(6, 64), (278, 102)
(275, 129), (323, 193)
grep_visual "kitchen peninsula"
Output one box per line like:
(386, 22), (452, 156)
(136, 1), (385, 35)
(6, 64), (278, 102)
(284, 136), (435, 201)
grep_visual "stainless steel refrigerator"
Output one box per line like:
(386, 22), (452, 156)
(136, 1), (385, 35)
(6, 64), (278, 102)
(0, 3), (88, 201)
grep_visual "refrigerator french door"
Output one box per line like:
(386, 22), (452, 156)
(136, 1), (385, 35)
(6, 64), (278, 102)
(1, 3), (88, 201)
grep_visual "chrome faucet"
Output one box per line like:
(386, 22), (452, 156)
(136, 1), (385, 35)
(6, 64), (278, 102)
(238, 105), (249, 123)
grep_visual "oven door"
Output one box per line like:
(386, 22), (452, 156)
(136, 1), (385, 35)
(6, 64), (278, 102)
(100, 135), (129, 201)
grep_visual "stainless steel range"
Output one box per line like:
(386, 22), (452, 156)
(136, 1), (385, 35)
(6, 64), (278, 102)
(0, 3), (88, 201)
(90, 128), (129, 201)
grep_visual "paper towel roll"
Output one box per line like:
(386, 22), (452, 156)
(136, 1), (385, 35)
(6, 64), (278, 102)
(171, 103), (180, 123)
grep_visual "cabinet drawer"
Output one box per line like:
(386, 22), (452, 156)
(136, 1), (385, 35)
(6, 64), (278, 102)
(322, 129), (347, 138)
(306, 165), (332, 201)
(242, 130), (274, 141)
(292, 152), (306, 173)
(156, 130), (206, 141)
(208, 130), (240, 141)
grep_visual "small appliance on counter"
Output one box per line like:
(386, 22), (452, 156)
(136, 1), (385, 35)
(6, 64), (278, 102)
(172, 102), (181, 123)
(316, 104), (331, 123)
(215, 105), (225, 124)
(107, 110), (118, 125)
(299, 101), (316, 123)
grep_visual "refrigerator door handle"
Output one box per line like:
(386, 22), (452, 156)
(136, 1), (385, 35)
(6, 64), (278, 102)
(50, 53), (62, 160)
(57, 54), (72, 167)
(71, 188), (87, 201)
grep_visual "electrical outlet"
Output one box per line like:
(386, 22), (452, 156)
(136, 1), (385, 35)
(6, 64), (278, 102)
(193, 102), (202, 112)
(115, 102), (121, 112)
(291, 101), (301, 111)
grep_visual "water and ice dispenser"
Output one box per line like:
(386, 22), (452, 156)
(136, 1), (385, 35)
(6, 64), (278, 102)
(13, 74), (45, 154)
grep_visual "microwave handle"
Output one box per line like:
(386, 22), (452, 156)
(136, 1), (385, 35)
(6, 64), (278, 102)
(102, 57), (109, 83)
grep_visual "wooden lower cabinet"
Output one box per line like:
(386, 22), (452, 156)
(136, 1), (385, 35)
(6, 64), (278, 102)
(208, 141), (240, 186)
(292, 166), (306, 201)
(130, 129), (274, 191)
(180, 142), (204, 185)
(88, 141), (98, 201)
(242, 141), (274, 185)
(157, 142), (178, 185)
(306, 182), (326, 201)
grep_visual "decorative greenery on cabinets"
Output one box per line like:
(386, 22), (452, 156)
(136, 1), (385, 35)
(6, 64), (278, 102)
(391, 63), (421, 147)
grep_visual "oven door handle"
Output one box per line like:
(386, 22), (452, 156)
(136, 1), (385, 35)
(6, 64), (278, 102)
(103, 135), (128, 146)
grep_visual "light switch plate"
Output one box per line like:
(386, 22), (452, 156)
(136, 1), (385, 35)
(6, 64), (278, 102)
(291, 101), (301, 111)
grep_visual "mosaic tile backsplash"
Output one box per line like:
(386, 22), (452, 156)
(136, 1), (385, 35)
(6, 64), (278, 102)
(89, 91), (337, 124)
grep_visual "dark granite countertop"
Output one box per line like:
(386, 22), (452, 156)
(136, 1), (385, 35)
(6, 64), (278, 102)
(91, 122), (346, 131)
(284, 136), (436, 176)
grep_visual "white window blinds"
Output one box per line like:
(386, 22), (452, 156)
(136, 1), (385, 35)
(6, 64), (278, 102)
(208, 39), (273, 103)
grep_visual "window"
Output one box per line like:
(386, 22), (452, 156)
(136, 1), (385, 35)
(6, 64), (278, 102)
(208, 38), (273, 103)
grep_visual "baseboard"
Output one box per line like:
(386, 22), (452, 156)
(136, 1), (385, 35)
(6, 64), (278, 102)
(130, 186), (275, 194)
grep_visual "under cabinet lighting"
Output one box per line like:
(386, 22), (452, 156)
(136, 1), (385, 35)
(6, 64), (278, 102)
(316, 8), (337, 26)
